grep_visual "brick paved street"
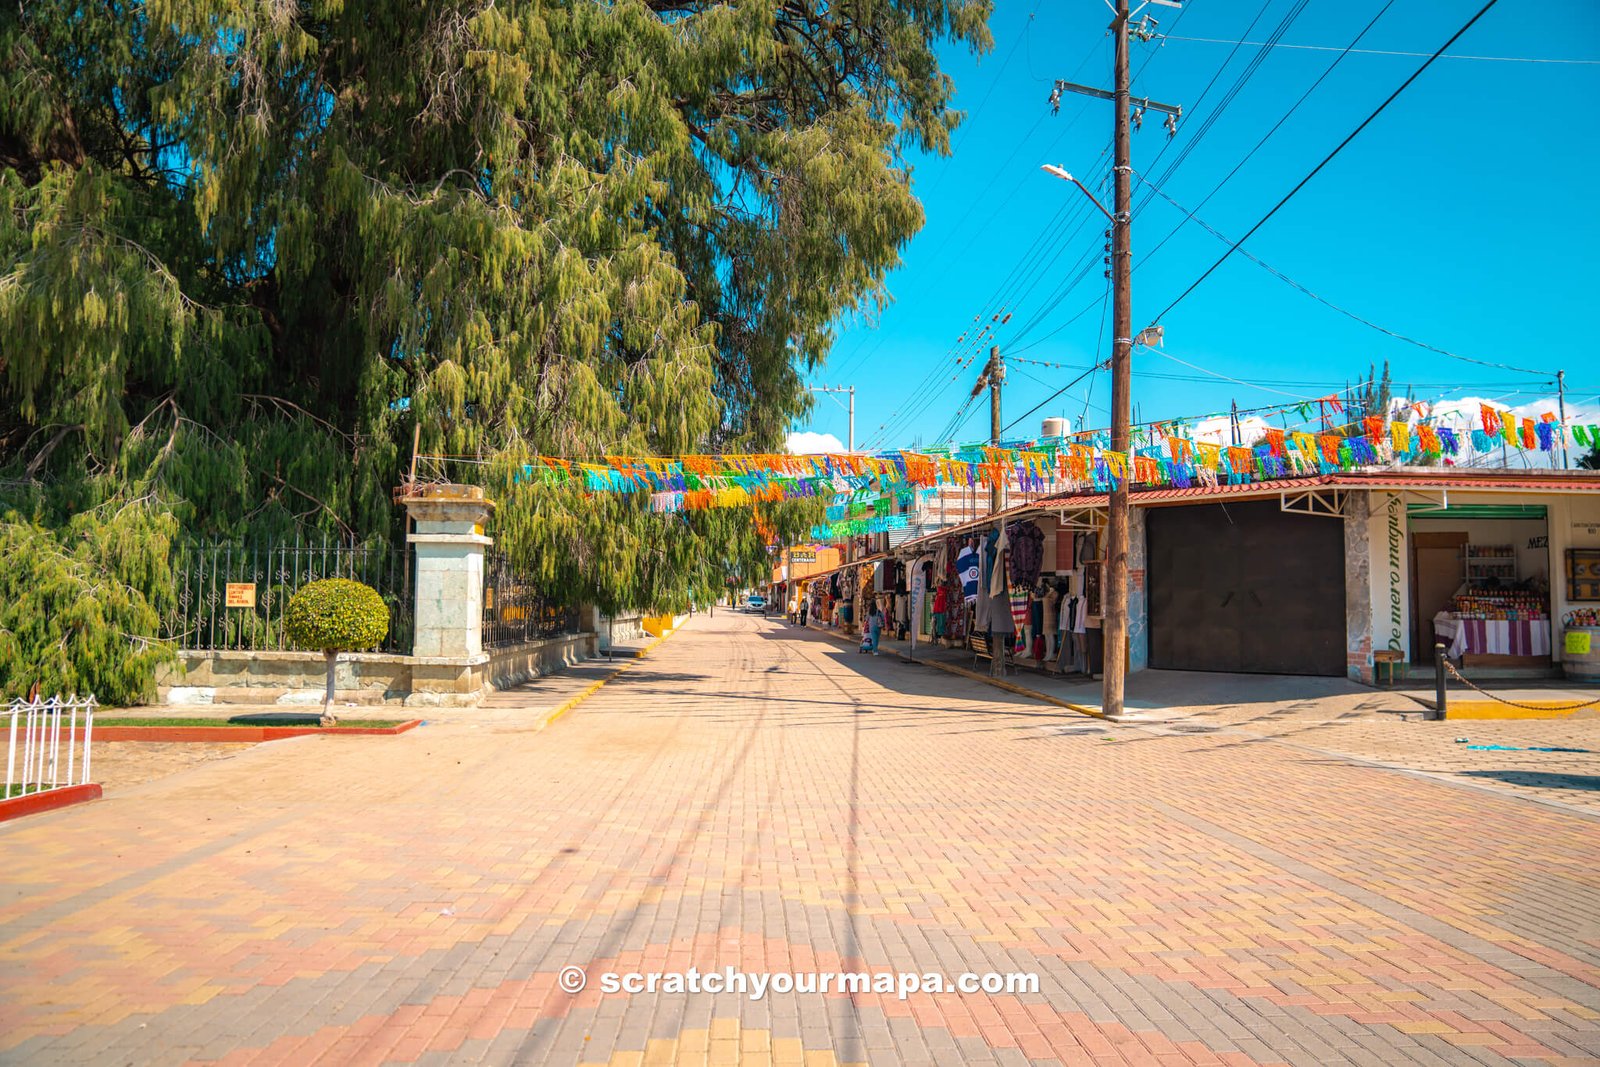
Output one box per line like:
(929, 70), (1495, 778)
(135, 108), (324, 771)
(3, 614), (1599, 1066)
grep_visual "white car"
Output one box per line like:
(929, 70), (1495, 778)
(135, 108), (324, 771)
(744, 595), (767, 613)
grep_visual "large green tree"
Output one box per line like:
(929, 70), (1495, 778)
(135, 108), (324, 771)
(0, 0), (991, 700)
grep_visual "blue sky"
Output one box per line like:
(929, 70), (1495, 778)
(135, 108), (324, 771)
(790, 0), (1600, 456)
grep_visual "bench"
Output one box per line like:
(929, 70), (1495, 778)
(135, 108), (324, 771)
(970, 632), (990, 667)
(1372, 649), (1404, 687)
(969, 632), (1014, 676)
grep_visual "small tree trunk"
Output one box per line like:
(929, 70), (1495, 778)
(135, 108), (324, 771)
(321, 650), (339, 727)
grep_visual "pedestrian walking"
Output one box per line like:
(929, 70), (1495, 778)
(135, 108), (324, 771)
(861, 601), (884, 656)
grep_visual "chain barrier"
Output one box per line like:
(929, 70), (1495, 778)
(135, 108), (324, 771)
(1442, 660), (1600, 712)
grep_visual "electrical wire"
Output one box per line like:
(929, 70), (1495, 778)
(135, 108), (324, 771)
(1124, 0), (1281, 213)
(1002, 366), (1100, 436)
(1134, 175), (1549, 377)
(1133, 0), (1313, 220)
(1137, 0), (1397, 267)
(1145, 0), (1504, 339)
(867, 179), (1109, 450)
(922, 14), (1038, 201)
(1158, 35), (1600, 65)
(1002, 0), (1283, 359)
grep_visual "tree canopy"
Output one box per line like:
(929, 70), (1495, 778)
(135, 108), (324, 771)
(1, 0), (992, 698)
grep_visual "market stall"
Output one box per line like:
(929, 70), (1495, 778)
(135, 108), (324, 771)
(1431, 581), (1551, 661)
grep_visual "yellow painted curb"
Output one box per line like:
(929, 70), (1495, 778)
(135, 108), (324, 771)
(812, 625), (1107, 722)
(542, 624), (681, 728)
(1445, 700), (1595, 720)
(910, 656), (1111, 722)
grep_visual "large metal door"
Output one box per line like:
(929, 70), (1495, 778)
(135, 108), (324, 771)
(1147, 500), (1345, 675)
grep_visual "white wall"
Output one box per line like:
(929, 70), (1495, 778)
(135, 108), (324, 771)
(1550, 494), (1600, 662)
(1406, 516), (1550, 588)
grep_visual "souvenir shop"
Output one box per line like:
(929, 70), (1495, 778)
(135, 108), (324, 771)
(1408, 503), (1555, 667)
(900, 515), (1109, 677)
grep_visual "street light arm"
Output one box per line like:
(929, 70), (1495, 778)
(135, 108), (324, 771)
(1041, 164), (1114, 220)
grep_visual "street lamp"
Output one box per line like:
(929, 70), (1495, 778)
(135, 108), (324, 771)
(1040, 165), (1113, 221)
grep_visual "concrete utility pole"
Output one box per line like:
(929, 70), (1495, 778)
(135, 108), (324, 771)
(807, 384), (856, 452)
(1051, 0), (1182, 720)
(1556, 369), (1570, 470)
(988, 345), (1005, 515)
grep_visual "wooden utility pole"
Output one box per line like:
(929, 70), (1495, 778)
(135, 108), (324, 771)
(988, 345), (1005, 515)
(1051, 0), (1181, 720)
(1102, 0), (1134, 719)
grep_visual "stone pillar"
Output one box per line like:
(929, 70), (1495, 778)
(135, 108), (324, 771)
(405, 485), (494, 660)
(1343, 492), (1375, 684)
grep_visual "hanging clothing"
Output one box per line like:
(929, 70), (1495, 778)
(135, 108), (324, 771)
(1005, 522), (1046, 587)
(1043, 586), (1060, 633)
(956, 545), (980, 603)
(989, 527), (1009, 597)
(1009, 586), (1029, 633)
(975, 550), (993, 630)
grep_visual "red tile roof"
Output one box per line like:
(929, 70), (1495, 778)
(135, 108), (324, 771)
(1038, 468), (1600, 508)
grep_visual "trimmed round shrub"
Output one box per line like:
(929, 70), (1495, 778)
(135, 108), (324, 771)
(284, 578), (390, 653)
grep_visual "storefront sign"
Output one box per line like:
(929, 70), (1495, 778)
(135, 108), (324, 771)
(790, 549), (817, 563)
(1385, 496), (1404, 652)
(1567, 630), (1593, 655)
(225, 583), (256, 609)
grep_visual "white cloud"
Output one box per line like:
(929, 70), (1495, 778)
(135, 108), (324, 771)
(786, 431), (846, 454)
(1185, 415), (1272, 445)
(1414, 394), (1600, 429)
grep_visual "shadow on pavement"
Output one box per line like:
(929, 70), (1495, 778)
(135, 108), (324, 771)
(753, 618), (1397, 715)
(1456, 770), (1600, 792)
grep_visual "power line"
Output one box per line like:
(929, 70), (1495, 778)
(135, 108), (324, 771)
(1002, 366), (1099, 435)
(1145, 0), (1504, 336)
(1133, 0), (1313, 220)
(1134, 175), (1549, 377)
(1124, 0), (1281, 212)
(922, 14), (1038, 201)
(1007, 277), (1110, 356)
(1137, 0), (1397, 267)
(1159, 34), (1600, 65)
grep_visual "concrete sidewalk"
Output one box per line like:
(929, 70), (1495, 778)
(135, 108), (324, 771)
(790, 617), (1600, 815)
(797, 618), (1393, 720)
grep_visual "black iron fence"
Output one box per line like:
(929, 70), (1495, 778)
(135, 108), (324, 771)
(166, 537), (414, 654)
(483, 548), (580, 647)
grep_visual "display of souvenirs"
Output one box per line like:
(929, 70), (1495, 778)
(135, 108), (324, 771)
(1564, 607), (1600, 627)
(1451, 592), (1547, 621)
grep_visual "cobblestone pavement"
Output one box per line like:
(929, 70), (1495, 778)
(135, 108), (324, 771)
(3, 615), (1598, 1066)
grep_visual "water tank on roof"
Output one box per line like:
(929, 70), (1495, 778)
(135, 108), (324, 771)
(1042, 417), (1071, 440)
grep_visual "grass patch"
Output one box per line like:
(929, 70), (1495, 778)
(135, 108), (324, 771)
(3, 783), (65, 798)
(95, 716), (409, 729)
